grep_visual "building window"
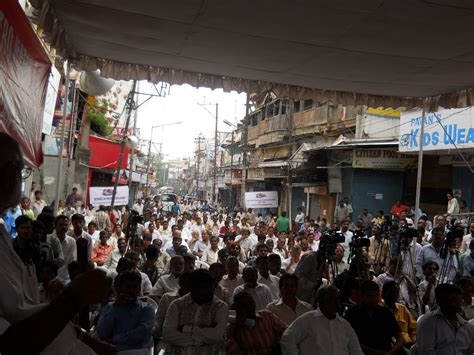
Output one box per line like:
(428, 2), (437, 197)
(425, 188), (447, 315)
(294, 100), (301, 113)
(273, 101), (280, 116)
(251, 113), (258, 126)
(281, 99), (288, 115)
(303, 99), (313, 111)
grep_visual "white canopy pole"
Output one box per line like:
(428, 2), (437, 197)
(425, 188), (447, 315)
(414, 107), (426, 224)
(53, 61), (70, 216)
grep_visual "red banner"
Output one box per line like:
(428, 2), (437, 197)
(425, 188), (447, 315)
(0, 0), (50, 167)
(89, 135), (128, 170)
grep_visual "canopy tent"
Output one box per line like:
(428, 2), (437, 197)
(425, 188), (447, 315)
(1, 0), (50, 167)
(31, 0), (474, 110)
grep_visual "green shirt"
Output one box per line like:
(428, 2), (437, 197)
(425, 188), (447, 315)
(276, 217), (290, 232)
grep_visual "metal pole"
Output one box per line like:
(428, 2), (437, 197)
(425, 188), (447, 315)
(54, 61), (70, 216)
(128, 81), (139, 205)
(213, 104), (218, 204)
(241, 94), (250, 207)
(145, 129), (153, 196)
(414, 107), (426, 224)
(287, 99), (294, 219)
(111, 80), (137, 208)
(230, 130), (234, 210)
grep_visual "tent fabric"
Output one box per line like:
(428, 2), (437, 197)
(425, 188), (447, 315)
(30, 0), (474, 110)
(0, 0), (50, 168)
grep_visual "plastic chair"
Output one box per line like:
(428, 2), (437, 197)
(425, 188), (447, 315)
(140, 296), (158, 314)
(117, 347), (154, 355)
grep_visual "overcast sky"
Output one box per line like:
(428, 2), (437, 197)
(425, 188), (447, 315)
(135, 82), (247, 160)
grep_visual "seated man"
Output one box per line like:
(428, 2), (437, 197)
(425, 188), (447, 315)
(91, 231), (114, 267)
(417, 283), (474, 353)
(150, 255), (184, 302)
(226, 291), (287, 354)
(153, 272), (192, 341)
(266, 273), (312, 326)
(233, 266), (273, 311)
(345, 280), (404, 355)
(281, 285), (363, 354)
(96, 271), (154, 352)
(381, 281), (416, 348)
(162, 269), (228, 353)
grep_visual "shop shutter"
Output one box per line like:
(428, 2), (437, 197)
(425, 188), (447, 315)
(351, 169), (404, 219)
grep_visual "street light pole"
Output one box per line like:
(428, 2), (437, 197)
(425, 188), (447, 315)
(111, 80), (137, 208)
(214, 103), (218, 204)
(146, 122), (182, 196)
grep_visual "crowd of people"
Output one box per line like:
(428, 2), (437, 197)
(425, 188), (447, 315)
(0, 132), (474, 354)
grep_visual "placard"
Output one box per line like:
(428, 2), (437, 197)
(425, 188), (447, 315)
(245, 191), (278, 208)
(89, 186), (129, 207)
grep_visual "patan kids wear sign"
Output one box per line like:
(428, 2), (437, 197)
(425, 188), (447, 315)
(399, 107), (474, 152)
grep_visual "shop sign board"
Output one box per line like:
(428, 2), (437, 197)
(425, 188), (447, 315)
(438, 155), (474, 166)
(245, 191), (278, 208)
(400, 107), (474, 152)
(352, 149), (417, 169)
(89, 186), (129, 206)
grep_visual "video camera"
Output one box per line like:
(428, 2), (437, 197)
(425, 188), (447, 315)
(440, 220), (463, 259)
(349, 230), (370, 259)
(127, 209), (143, 239)
(318, 229), (346, 261)
(398, 226), (418, 251)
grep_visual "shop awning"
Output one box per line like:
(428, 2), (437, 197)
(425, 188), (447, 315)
(257, 160), (288, 168)
(31, 0), (474, 110)
(289, 138), (335, 168)
(1, 0), (50, 167)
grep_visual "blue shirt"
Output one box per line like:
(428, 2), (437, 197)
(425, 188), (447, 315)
(462, 253), (474, 276)
(96, 299), (154, 351)
(4, 207), (22, 237)
(171, 204), (180, 215)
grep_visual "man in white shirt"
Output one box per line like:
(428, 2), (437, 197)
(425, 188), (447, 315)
(233, 267), (273, 311)
(294, 207), (305, 230)
(55, 216), (77, 282)
(256, 256), (280, 301)
(132, 199), (143, 215)
(162, 269), (228, 354)
(266, 273), (312, 326)
(281, 285), (363, 355)
(104, 237), (127, 273)
(67, 214), (93, 259)
(235, 228), (257, 258)
(417, 283), (474, 354)
(266, 226), (278, 245)
(150, 255), (184, 302)
(32, 190), (48, 218)
(220, 256), (244, 296)
(461, 222), (474, 252)
(340, 219), (354, 262)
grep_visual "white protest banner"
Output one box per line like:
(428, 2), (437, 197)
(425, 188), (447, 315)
(399, 107), (474, 152)
(89, 186), (129, 207)
(245, 191), (278, 208)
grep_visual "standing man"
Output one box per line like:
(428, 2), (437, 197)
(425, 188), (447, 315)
(67, 214), (93, 260)
(66, 187), (80, 208)
(294, 207), (305, 231)
(20, 197), (35, 220)
(95, 205), (112, 231)
(276, 211), (290, 233)
(32, 190), (48, 218)
(447, 192), (460, 215)
(334, 200), (349, 225)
